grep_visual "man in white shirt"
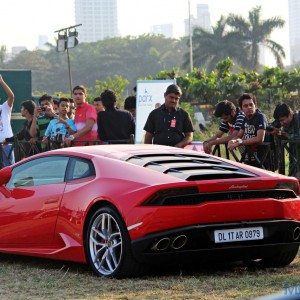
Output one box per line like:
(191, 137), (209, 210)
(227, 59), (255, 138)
(0, 74), (15, 167)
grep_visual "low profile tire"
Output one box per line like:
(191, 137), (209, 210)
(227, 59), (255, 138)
(261, 245), (299, 268)
(85, 206), (145, 278)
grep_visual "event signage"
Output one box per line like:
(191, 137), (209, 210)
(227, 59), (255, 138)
(135, 79), (176, 144)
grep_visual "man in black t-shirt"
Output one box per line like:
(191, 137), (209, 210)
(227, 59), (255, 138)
(143, 84), (194, 148)
(13, 100), (39, 159)
(97, 90), (135, 143)
(228, 93), (267, 168)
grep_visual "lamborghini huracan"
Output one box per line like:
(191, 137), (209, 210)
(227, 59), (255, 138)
(0, 144), (299, 278)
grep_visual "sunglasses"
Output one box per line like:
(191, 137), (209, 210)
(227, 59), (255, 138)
(73, 92), (84, 96)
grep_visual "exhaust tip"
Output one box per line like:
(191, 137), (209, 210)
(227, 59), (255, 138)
(292, 227), (300, 241)
(171, 235), (187, 250)
(151, 237), (170, 251)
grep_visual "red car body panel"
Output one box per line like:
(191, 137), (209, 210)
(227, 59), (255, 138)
(0, 144), (299, 265)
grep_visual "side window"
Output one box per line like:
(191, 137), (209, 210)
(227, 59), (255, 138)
(68, 158), (95, 180)
(6, 156), (69, 188)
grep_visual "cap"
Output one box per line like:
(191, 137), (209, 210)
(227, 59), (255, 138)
(165, 84), (182, 96)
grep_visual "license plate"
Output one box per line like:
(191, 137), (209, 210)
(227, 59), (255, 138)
(214, 227), (263, 243)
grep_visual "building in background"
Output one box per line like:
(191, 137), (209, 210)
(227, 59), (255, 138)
(151, 24), (173, 38)
(11, 46), (27, 56)
(75, 0), (118, 43)
(184, 3), (211, 36)
(2, 46), (27, 63)
(196, 4), (211, 32)
(289, 0), (300, 64)
(38, 35), (49, 50)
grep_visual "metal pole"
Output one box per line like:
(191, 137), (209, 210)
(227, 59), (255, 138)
(188, 0), (193, 72)
(66, 47), (73, 97)
(54, 24), (82, 97)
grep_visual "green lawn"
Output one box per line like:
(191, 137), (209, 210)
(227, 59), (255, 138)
(0, 252), (299, 299)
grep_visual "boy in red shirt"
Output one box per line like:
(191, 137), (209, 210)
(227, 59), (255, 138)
(65, 85), (97, 145)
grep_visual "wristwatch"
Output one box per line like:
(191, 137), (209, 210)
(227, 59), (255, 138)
(237, 138), (243, 145)
(68, 135), (75, 141)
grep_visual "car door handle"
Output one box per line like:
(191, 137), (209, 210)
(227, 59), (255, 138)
(44, 198), (59, 204)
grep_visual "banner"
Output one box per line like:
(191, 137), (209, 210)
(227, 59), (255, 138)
(135, 79), (175, 144)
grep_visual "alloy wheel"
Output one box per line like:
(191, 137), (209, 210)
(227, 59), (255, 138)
(89, 212), (122, 276)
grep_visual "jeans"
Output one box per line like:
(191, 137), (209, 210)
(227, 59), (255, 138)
(1, 143), (15, 167)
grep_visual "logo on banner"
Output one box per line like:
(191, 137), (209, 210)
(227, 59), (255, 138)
(138, 89), (153, 107)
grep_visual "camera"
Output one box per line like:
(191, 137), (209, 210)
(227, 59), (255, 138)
(5, 136), (15, 143)
(266, 120), (281, 132)
(51, 133), (64, 143)
(266, 125), (275, 132)
(55, 133), (64, 143)
(41, 107), (46, 111)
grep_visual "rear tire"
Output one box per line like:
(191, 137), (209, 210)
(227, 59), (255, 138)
(261, 245), (299, 268)
(85, 206), (145, 278)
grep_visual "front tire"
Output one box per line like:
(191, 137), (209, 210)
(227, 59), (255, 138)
(85, 206), (144, 278)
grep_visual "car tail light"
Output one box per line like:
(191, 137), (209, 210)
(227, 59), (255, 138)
(143, 186), (198, 206)
(275, 181), (300, 196)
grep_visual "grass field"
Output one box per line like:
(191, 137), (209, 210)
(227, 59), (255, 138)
(0, 252), (299, 300)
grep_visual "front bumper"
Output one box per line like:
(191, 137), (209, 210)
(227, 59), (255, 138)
(131, 219), (300, 264)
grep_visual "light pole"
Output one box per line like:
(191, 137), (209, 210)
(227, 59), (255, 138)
(55, 24), (82, 96)
(188, 0), (193, 72)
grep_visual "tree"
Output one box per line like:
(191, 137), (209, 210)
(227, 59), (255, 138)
(0, 45), (7, 65)
(187, 16), (248, 72)
(3, 35), (186, 94)
(94, 75), (129, 108)
(227, 6), (285, 70)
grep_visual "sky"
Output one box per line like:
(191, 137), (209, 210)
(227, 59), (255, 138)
(0, 0), (290, 65)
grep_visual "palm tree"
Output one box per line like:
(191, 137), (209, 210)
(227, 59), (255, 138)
(187, 16), (248, 72)
(227, 6), (285, 70)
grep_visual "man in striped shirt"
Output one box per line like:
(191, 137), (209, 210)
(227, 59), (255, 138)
(203, 100), (245, 154)
(36, 94), (56, 138)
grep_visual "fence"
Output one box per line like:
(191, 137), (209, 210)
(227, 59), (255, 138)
(1, 136), (299, 178)
(212, 139), (300, 176)
(0, 134), (135, 167)
(277, 138), (300, 177)
(212, 142), (276, 170)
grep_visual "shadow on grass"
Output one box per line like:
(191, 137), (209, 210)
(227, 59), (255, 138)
(0, 253), (258, 276)
(0, 251), (298, 278)
(0, 252), (91, 274)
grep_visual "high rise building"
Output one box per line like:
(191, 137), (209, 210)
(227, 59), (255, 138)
(289, 0), (300, 64)
(38, 35), (49, 50)
(196, 4), (211, 32)
(75, 0), (118, 43)
(151, 24), (173, 38)
(11, 46), (27, 56)
(184, 3), (211, 36)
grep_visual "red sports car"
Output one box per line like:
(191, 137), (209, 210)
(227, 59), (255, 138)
(0, 144), (299, 278)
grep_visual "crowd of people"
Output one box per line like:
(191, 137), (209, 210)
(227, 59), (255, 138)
(0, 80), (139, 166)
(0, 76), (299, 179)
(203, 94), (300, 179)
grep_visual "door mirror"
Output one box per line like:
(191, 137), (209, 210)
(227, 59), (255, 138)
(0, 166), (12, 185)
